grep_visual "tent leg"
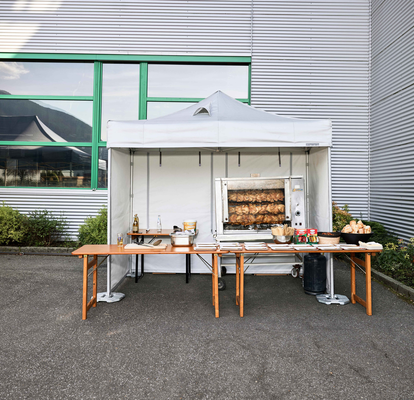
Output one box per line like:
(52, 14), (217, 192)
(97, 256), (125, 303)
(316, 255), (349, 305)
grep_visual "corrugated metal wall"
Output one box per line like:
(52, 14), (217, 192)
(0, 0), (372, 234)
(0, 189), (107, 240)
(370, 0), (414, 241)
(250, 0), (371, 218)
(0, 0), (252, 55)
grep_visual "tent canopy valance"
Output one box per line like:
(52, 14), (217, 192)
(107, 91), (332, 149)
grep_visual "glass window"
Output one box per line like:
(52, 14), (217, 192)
(98, 147), (108, 188)
(147, 102), (196, 119)
(0, 62), (93, 96)
(0, 99), (92, 142)
(0, 146), (92, 188)
(148, 64), (249, 99)
(101, 63), (140, 141)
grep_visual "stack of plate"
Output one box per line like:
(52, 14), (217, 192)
(219, 242), (243, 251)
(268, 244), (293, 250)
(315, 243), (341, 251)
(194, 242), (218, 251)
(293, 244), (315, 250)
(338, 243), (360, 250)
(244, 242), (268, 251)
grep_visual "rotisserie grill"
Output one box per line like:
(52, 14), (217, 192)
(215, 176), (306, 241)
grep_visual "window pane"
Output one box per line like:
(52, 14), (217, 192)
(0, 146), (92, 188)
(98, 147), (108, 188)
(148, 64), (249, 98)
(101, 63), (139, 141)
(147, 102), (196, 119)
(0, 62), (93, 96)
(0, 99), (92, 142)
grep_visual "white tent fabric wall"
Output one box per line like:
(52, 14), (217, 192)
(308, 147), (332, 232)
(109, 148), (132, 288)
(131, 151), (213, 274)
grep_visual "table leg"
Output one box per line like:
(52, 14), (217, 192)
(213, 254), (219, 318)
(141, 254), (145, 276)
(92, 255), (97, 308)
(366, 253), (372, 316)
(135, 254), (139, 283)
(235, 254), (240, 306)
(350, 253), (356, 304)
(82, 254), (98, 320)
(189, 254), (192, 277)
(212, 258), (215, 306)
(186, 254), (189, 284)
(83, 255), (88, 320)
(240, 254), (244, 318)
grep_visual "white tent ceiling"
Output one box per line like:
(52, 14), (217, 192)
(107, 91), (332, 149)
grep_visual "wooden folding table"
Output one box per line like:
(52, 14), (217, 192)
(72, 244), (226, 320)
(232, 246), (382, 317)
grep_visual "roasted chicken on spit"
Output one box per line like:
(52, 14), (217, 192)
(229, 203), (285, 215)
(228, 213), (285, 225)
(228, 189), (284, 203)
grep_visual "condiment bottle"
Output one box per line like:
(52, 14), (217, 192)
(307, 228), (318, 243)
(133, 214), (139, 233)
(157, 215), (162, 232)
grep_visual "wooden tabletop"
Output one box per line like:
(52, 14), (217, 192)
(72, 244), (226, 256)
(127, 229), (199, 236)
(72, 244), (382, 256)
(234, 245), (382, 254)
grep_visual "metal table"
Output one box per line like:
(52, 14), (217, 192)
(127, 230), (199, 283)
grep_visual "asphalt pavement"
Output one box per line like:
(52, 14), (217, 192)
(1, 254), (414, 400)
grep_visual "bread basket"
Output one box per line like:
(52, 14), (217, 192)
(318, 232), (341, 245)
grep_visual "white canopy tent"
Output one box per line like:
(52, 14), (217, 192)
(103, 91), (334, 301)
(107, 91), (331, 149)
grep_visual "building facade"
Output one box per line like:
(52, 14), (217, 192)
(0, 0), (411, 240)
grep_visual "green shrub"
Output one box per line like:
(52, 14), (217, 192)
(78, 207), (107, 246)
(0, 202), (28, 245)
(362, 220), (398, 246)
(24, 210), (68, 246)
(332, 202), (353, 232)
(375, 238), (414, 287)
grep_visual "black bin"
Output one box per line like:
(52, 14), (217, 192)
(303, 253), (326, 295)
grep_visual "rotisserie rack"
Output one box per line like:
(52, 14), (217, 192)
(227, 189), (286, 226)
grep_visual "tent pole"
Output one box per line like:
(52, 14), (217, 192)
(306, 150), (310, 229)
(97, 148), (125, 304)
(316, 147), (349, 306)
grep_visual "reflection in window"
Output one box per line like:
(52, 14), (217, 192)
(0, 146), (94, 188)
(148, 64), (249, 98)
(0, 99), (92, 142)
(101, 63), (139, 141)
(147, 102), (196, 119)
(0, 61), (93, 96)
(98, 147), (108, 188)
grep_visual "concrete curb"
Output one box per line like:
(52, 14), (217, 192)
(372, 268), (414, 301)
(0, 246), (75, 255)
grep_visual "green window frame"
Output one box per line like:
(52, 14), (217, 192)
(0, 53), (251, 189)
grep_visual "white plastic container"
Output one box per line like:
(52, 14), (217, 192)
(183, 219), (197, 231)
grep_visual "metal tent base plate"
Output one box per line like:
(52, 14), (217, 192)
(97, 292), (125, 303)
(316, 294), (350, 306)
